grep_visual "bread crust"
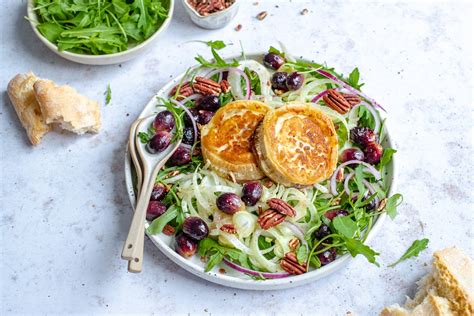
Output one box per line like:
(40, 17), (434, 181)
(33, 79), (101, 134)
(381, 247), (473, 316)
(7, 72), (50, 145)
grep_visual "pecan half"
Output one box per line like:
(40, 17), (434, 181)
(267, 198), (296, 217)
(220, 224), (237, 234)
(288, 237), (300, 251)
(323, 89), (352, 114)
(220, 79), (231, 93)
(280, 252), (307, 275)
(162, 224), (175, 236)
(257, 209), (285, 230)
(169, 82), (194, 99)
(377, 198), (387, 212)
(193, 77), (221, 95)
(342, 93), (361, 106)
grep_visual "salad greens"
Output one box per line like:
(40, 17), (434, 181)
(105, 84), (112, 105)
(389, 238), (429, 267)
(32, 0), (169, 55)
(141, 42), (405, 279)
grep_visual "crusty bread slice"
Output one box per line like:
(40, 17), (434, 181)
(381, 291), (454, 316)
(381, 247), (473, 316)
(33, 79), (101, 134)
(7, 72), (50, 145)
(432, 247), (473, 315)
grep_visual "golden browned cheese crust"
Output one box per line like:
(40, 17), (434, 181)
(254, 102), (338, 186)
(201, 100), (270, 181)
(34, 79), (101, 134)
(7, 72), (50, 145)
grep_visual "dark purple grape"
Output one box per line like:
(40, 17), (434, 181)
(196, 110), (214, 125)
(318, 247), (337, 266)
(216, 193), (244, 214)
(197, 95), (221, 112)
(286, 72), (304, 90)
(182, 216), (209, 241)
(150, 183), (168, 201)
(175, 233), (198, 258)
(340, 148), (365, 165)
(183, 108), (199, 127)
(263, 53), (285, 70)
(182, 127), (196, 145)
(313, 224), (332, 240)
(241, 182), (263, 206)
(147, 131), (171, 153)
(362, 195), (377, 212)
(271, 72), (289, 91)
(350, 127), (377, 147)
(167, 146), (191, 166)
(154, 110), (175, 132)
(324, 209), (349, 220)
(146, 201), (167, 221)
(364, 143), (384, 165)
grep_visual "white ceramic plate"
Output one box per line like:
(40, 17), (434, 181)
(124, 53), (396, 290)
(26, 0), (174, 65)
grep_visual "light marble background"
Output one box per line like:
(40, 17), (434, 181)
(1, 0), (472, 315)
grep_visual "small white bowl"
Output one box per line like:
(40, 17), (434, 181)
(26, 0), (174, 65)
(182, 0), (239, 29)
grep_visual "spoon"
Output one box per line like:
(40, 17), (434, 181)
(121, 113), (181, 261)
(127, 117), (147, 273)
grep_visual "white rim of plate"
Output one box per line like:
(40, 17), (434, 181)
(123, 53), (397, 290)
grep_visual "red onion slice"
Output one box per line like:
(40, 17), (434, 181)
(311, 88), (342, 103)
(170, 99), (198, 145)
(315, 69), (386, 112)
(343, 171), (356, 196)
(330, 160), (381, 196)
(222, 258), (291, 279)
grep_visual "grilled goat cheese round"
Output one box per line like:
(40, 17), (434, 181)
(253, 102), (338, 186)
(201, 100), (270, 181)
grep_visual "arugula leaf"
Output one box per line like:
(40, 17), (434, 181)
(200, 40), (226, 50)
(357, 106), (376, 130)
(147, 206), (178, 235)
(384, 193), (403, 219)
(268, 46), (285, 57)
(195, 47), (240, 69)
(333, 216), (358, 238)
(138, 132), (150, 143)
(296, 245), (308, 264)
(199, 237), (242, 272)
(347, 67), (364, 89)
(344, 237), (380, 266)
(137, 125), (156, 144)
(389, 239), (429, 267)
(379, 148), (397, 169)
(354, 165), (367, 195)
(104, 84), (112, 105)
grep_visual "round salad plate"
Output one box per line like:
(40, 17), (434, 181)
(124, 53), (396, 290)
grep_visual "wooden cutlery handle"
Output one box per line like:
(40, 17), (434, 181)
(121, 170), (154, 260)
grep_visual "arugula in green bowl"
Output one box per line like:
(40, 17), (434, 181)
(31, 0), (170, 55)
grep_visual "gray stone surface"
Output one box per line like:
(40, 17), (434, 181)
(1, 0), (472, 314)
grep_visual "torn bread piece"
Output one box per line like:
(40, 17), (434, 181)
(34, 80), (101, 134)
(381, 247), (473, 316)
(7, 72), (50, 145)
